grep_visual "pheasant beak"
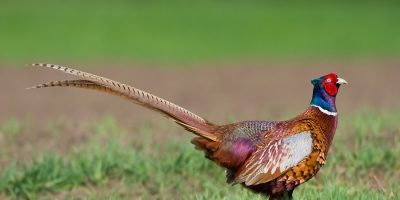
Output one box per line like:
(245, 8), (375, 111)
(336, 77), (348, 85)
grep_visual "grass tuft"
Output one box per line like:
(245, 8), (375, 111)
(0, 110), (398, 199)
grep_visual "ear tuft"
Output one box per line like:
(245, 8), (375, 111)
(311, 79), (318, 85)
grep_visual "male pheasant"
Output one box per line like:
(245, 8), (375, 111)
(29, 64), (347, 199)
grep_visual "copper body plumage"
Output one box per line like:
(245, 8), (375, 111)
(29, 64), (347, 199)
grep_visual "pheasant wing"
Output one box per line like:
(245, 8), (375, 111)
(234, 131), (313, 185)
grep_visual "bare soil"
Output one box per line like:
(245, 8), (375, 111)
(1, 60), (399, 125)
(0, 60), (399, 175)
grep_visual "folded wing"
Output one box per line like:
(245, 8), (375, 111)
(234, 131), (313, 185)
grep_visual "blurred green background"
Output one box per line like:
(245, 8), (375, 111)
(1, 0), (399, 64)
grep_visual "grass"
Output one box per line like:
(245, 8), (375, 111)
(0, 110), (399, 199)
(1, 1), (400, 64)
(0, 119), (22, 138)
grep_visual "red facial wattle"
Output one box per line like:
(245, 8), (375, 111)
(323, 73), (338, 96)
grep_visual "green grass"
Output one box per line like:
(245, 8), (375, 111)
(1, 1), (400, 64)
(0, 119), (22, 138)
(0, 110), (399, 199)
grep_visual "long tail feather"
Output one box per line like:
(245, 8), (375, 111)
(29, 64), (219, 141)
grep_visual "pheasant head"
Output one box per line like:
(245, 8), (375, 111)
(310, 73), (347, 115)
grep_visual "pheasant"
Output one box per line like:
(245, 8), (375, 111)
(29, 63), (347, 199)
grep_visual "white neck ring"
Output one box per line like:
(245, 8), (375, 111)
(311, 105), (337, 116)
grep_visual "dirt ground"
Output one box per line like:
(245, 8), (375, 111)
(1, 60), (399, 125)
(0, 60), (399, 171)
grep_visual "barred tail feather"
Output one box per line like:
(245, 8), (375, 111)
(28, 63), (219, 142)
